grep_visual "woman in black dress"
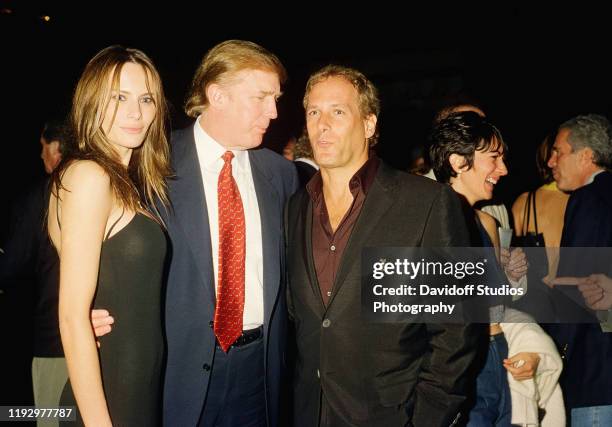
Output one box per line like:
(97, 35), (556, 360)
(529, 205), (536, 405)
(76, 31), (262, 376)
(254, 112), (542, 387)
(48, 46), (171, 426)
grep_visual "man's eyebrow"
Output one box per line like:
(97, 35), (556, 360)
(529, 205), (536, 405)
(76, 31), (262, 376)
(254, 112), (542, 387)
(306, 102), (350, 109)
(259, 89), (283, 97)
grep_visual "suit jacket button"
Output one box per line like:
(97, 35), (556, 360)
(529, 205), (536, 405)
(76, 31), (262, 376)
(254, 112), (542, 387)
(322, 319), (331, 328)
(203, 363), (211, 371)
(209, 320), (214, 328)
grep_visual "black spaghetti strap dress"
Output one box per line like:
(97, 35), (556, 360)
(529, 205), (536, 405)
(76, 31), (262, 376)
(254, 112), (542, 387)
(60, 213), (166, 427)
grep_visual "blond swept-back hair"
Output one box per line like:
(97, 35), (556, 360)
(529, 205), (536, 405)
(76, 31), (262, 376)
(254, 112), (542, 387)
(184, 39), (287, 118)
(303, 65), (381, 147)
(52, 45), (171, 217)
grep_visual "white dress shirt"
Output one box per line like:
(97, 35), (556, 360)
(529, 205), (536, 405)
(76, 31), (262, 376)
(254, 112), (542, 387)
(193, 118), (264, 329)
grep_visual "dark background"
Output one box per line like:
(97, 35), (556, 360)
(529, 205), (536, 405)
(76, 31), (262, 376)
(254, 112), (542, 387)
(1, 3), (610, 225)
(0, 0), (611, 415)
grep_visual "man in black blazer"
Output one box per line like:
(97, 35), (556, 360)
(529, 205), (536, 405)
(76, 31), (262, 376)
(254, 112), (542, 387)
(286, 65), (481, 427)
(546, 114), (612, 425)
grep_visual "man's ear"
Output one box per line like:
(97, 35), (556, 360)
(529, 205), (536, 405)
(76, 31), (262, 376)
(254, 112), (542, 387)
(579, 147), (595, 165)
(364, 114), (377, 139)
(48, 140), (62, 171)
(206, 83), (226, 109)
(449, 153), (466, 174)
(49, 140), (61, 157)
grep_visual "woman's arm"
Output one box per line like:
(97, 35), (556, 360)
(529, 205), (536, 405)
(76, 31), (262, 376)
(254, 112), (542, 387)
(476, 209), (500, 251)
(54, 160), (114, 426)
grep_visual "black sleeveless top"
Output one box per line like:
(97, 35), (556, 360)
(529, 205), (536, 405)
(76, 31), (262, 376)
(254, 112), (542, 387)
(61, 213), (167, 427)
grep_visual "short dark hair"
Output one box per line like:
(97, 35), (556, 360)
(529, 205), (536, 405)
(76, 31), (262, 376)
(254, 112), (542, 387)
(429, 111), (507, 183)
(41, 119), (65, 144)
(41, 118), (70, 156)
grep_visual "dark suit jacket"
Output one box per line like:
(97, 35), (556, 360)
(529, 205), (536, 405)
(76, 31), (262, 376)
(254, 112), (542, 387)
(286, 162), (480, 427)
(294, 159), (317, 188)
(546, 170), (612, 410)
(162, 125), (298, 426)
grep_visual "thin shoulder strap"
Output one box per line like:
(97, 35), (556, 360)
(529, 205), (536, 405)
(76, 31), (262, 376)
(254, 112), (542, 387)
(104, 207), (125, 241)
(56, 196), (62, 231)
(532, 190), (539, 234)
(522, 191), (532, 235)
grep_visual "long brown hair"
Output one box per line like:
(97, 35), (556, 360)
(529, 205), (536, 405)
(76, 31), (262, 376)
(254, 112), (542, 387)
(52, 45), (171, 217)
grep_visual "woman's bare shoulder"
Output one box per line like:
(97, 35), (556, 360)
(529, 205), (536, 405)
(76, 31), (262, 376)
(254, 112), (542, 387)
(512, 191), (529, 214)
(60, 160), (111, 192)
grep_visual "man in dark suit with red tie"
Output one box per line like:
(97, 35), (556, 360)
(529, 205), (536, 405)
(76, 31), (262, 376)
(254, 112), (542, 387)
(161, 40), (299, 427)
(285, 65), (481, 427)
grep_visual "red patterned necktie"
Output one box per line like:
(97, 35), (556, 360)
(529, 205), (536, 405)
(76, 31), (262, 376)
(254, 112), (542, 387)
(214, 151), (246, 352)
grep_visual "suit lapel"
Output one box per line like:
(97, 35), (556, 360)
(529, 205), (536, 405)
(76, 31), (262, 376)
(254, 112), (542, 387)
(326, 165), (397, 309)
(169, 129), (216, 306)
(249, 150), (281, 326)
(302, 194), (326, 313)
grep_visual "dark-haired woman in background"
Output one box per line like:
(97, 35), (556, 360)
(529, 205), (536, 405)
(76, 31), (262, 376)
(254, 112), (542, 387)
(429, 112), (564, 426)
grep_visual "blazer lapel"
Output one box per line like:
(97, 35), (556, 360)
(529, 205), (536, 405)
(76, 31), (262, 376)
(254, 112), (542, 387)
(302, 195), (326, 313)
(326, 165), (396, 309)
(249, 150), (281, 326)
(169, 129), (216, 306)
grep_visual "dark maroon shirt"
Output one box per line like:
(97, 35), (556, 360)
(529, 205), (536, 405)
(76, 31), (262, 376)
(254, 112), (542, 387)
(306, 156), (380, 305)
